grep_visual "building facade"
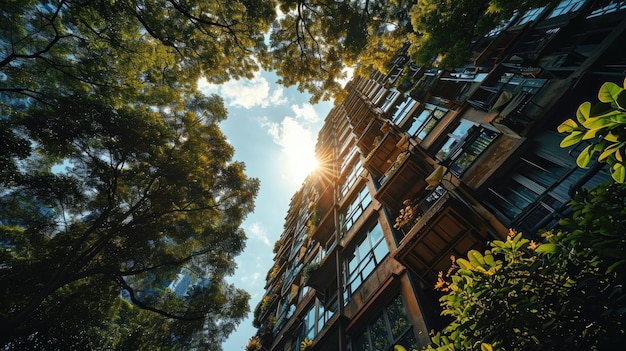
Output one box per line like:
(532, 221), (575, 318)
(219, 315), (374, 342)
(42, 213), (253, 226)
(250, 1), (626, 350)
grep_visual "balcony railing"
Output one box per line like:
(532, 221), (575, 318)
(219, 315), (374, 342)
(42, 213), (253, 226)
(374, 147), (435, 212)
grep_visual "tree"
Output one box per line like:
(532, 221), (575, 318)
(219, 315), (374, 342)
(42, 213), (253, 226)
(263, 0), (416, 103)
(424, 181), (626, 350)
(0, 91), (258, 348)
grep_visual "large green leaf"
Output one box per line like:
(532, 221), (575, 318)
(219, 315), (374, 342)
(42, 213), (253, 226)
(598, 82), (623, 104)
(557, 119), (578, 133)
(560, 131), (583, 148)
(598, 142), (623, 161)
(612, 162), (626, 183)
(616, 90), (626, 110)
(576, 144), (593, 168)
(576, 101), (591, 123)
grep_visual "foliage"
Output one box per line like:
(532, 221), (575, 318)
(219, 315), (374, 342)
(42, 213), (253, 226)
(558, 79), (626, 183)
(301, 337), (313, 350)
(303, 261), (322, 281)
(407, 0), (554, 69)
(424, 182), (626, 350)
(245, 336), (263, 351)
(264, 0), (416, 103)
(393, 198), (422, 231)
(1, 1), (264, 348)
(0, 91), (258, 349)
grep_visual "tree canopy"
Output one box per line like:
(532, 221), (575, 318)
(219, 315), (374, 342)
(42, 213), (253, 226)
(0, 90), (259, 349)
(1, 0), (260, 349)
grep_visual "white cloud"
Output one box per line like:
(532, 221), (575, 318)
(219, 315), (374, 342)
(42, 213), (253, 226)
(247, 222), (270, 246)
(197, 73), (288, 109)
(259, 115), (318, 186)
(269, 88), (288, 106)
(291, 103), (320, 123)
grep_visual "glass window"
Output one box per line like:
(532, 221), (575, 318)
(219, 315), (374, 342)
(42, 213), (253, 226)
(587, 0), (626, 18)
(437, 123), (499, 176)
(547, 0), (585, 18)
(380, 90), (401, 112)
(340, 185), (372, 233)
(344, 222), (388, 302)
(350, 295), (420, 351)
(485, 12), (517, 37)
(405, 105), (447, 140)
(341, 158), (364, 199)
(515, 7), (546, 25)
(391, 97), (417, 124)
(435, 120), (474, 160)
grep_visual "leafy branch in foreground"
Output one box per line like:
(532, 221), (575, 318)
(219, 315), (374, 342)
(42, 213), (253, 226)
(424, 181), (626, 351)
(558, 79), (626, 183)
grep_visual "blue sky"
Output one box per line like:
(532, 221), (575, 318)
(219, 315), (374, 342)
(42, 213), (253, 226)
(198, 70), (336, 350)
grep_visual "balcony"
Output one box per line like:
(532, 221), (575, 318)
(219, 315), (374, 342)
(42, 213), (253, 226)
(374, 147), (435, 211)
(356, 117), (387, 155)
(363, 132), (406, 178)
(352, 110), (383, 139)
(304, 243), (340, 291)
(394, 192), (490, 284)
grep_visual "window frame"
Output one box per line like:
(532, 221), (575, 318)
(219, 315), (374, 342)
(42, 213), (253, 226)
(340, 184), (372, 234)
(405, 104), (447, 140)
(343, 221), (388, 302)
(349, 295), (419, 351)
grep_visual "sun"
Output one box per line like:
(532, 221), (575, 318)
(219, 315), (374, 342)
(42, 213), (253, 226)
(287, 151), (319, 184)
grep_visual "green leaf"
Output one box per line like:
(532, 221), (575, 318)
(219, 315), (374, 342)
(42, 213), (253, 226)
(467, 250), (485, 266)
(557, 119), (578, 133)
(481, 343), (493, 351)
(483, 254), (496, 268)
(535, 242), (557, 255)
(560, 131), (583, 148)
(598, 82), (623, 104)
(605, 132), (620, 142)
(456, 258), (473, 270)
(582, 127), (604, 140)
(583, 113), (616, 129)
(616, 90), (626, 110)
(606, 259), (626, 273)
(576, 144), (593, 168)
(609, 111), (626, 123)
(576, 101), (591, 123)
(598, 143), (622, 161)
(611, 162), (626, 183)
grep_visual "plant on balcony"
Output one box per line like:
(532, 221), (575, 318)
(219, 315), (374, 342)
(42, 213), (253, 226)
(558, 79), (626, 182)
(383, 151), (409, 181)
(364, 136), (383, 164)
(300, 337), (313, 350)
(245, 336), (263, 351)
(393, 199), (422, 232)
(303, 261), (322, 282)
(258, 315), (276, 343)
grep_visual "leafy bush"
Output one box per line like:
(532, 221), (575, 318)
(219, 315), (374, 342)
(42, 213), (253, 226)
(424, 182), (626, 350)
(558, 79), (626, 182)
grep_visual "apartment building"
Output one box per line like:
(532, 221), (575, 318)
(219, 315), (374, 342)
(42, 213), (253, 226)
(249, 1), (626, 350)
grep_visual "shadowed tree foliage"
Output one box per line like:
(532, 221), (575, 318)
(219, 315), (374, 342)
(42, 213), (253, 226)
(263, 0), (416, 103)
(0, 92), (258, 349)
